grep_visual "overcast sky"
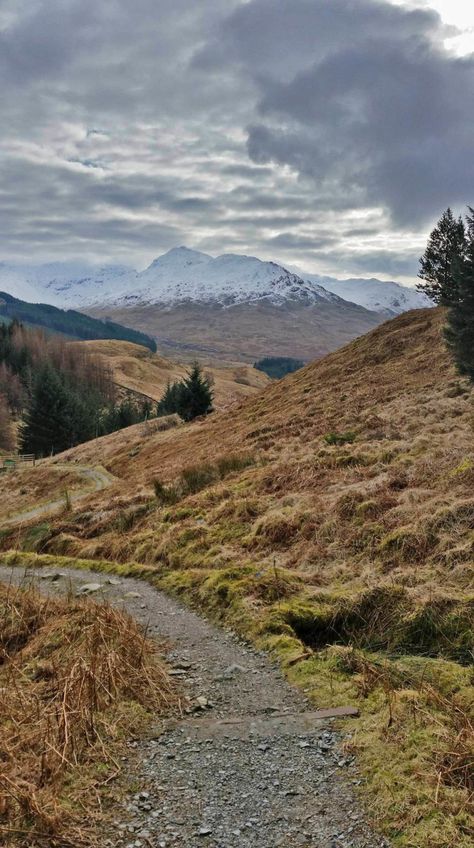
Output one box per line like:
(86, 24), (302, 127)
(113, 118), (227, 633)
(0, 0), (472, 281)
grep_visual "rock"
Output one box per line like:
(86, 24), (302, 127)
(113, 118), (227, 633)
(125, 591), (141, 598)
(76, 582), (103, 595)
(105, 577), (122, 585)
(40, 571), (65, 581)
(223, 663), (247, 677)
(194, 696), (211, 710)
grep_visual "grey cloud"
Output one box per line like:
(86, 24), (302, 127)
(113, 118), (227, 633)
(267, 233), (338, 250)
(201, 0), (473, 225)
(0, 0), (471, 282)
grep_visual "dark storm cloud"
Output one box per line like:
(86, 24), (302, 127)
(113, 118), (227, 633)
(0, 0), (471, 280)
(200, 0), (473, 225)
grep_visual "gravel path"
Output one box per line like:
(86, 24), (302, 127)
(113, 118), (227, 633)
(1, 465), (115, 526)
(0, 564), (388, 848)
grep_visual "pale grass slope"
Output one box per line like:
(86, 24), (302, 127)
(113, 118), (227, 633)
(47, 307), (472, 601)
(69, 339), (270, 406)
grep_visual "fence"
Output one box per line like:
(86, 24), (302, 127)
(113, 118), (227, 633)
(0, 454), (35, 472)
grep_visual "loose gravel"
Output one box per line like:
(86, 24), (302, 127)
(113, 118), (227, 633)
(0, 565), (389, 848)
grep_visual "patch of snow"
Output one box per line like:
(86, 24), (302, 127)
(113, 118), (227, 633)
(300, 272), (432, 315)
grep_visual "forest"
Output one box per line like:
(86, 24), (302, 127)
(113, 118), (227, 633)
(0, 321), (151, 455)
(0, 291), (157, 351)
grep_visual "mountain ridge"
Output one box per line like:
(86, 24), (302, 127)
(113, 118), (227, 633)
(0, 247), (430, 316)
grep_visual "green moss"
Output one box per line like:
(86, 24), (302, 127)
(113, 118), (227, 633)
(379, 525), (435, 560)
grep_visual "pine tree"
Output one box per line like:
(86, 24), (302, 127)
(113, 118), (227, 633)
(177, 363), (214, 422)
(157, 381), (182, 417)
(156, 365), (214, 421)
(444, 238), (474, 382)
(417, 208), (467, 305)
(20, 366), (75, 456)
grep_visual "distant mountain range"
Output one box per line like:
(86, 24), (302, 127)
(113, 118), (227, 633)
(0, 248), (432, 362)
(0, 248), (430, 315)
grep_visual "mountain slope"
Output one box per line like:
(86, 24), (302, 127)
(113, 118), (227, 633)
(0, 291), (157, 350)
(302, 272), (432, 315)
(91, 298), (383, 363)
(70, 339), (270, 407)
(0, 261), (131, 306)
(1, 307), (472, 848)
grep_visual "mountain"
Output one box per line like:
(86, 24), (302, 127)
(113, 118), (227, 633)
(0, 248), (430, 362)
(0, 291), (157, 351)
(0, 261), (132, 307)
(34, 247), (345, 309)
(300, 271), (431, 315)
(81, 248), (384, 362)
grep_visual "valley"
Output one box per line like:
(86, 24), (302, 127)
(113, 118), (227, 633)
(1, 306), (472, 848)
(0, 247), (431, 363)
(70, 338), (270, 405)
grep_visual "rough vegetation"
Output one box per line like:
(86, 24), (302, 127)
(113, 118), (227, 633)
(0, 578), (177, 846)
(1, 307), (473, 847)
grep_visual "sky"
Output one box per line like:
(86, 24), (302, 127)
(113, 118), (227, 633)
(0, 0), (472, 281)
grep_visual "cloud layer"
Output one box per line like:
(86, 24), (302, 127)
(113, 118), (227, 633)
(0, 0), (472, 279)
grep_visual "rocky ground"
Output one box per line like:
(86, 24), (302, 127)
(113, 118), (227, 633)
(0, 565), (389, 848)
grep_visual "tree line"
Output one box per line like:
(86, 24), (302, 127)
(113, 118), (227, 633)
(0, 321), (151, 455)
(0, 291), (157, 351)
(0, 321), (214, 456)
(417, 206), (474, 381)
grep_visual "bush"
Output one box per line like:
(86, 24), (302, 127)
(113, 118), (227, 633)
(324, 431), (356, 446)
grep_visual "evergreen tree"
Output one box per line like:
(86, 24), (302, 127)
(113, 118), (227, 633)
(444, 239), (474, 382)
(157, 381), (183, 417)
(417, 208), (467, 305)
(156, 365), (214, 421)
(20, 366), (75, 456)
(177, 363), (214, 422)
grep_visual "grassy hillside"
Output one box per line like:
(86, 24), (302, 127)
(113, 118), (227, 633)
(1, 308), (473, 847)
(69, 339), (270, 407)
(89, 297), (382, 363)
(0, 291), (157, 351)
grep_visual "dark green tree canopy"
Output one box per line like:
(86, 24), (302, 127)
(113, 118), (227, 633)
(417, 208), (467, 305)
(444, 237), (474, 382)
(156, 363), (213, 422)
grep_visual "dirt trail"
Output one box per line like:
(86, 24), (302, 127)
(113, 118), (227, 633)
(0, 465), (115, 527)
(0, 564), (388, 848)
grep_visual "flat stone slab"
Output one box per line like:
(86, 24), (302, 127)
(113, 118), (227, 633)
(159, 707), (360, 740)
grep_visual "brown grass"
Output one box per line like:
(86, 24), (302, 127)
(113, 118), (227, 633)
(2, 308), (474, 847)
(0, 579), (178, 846)
(70, 339), (270, 408)
(0, 466), (88, 523)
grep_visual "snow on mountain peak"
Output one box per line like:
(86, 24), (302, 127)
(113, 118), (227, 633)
(0, 247), (432, 318)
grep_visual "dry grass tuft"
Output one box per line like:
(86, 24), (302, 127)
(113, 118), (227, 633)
(0, 580), (178, 846)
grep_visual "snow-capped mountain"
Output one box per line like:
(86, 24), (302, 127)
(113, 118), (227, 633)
(0, 248), (430, 317)
(299, 272), (431, 316)
(35, 247), (346, 310)
(0, 261), (132, 306)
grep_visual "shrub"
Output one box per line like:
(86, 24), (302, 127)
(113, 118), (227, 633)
(324, 431), (356, 446)
(153, 477), (181, 505)
(181, 463), (217, 494)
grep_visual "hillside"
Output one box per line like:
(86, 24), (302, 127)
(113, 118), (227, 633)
(70, 339), (270, 406)
(1, 308), (473, 847)
(0, 291), (157, 351)
(90, 298), (382, 363)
